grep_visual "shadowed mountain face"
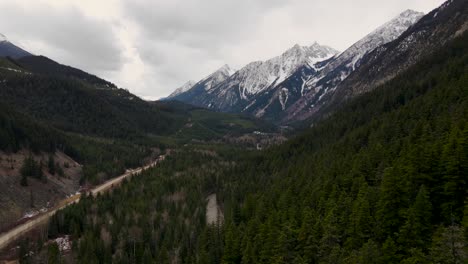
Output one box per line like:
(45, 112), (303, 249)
(0, 34), (32, 59)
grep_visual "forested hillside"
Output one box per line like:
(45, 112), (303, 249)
(38, 31), (468, 263)
(0, 54), (271, 180)
(46, 149), (231, 263)
(16, 55), (118, 89)
(215, 32), (468, 264)
(0, 51), (273, 237)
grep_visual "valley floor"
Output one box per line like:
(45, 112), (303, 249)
(0, 154), (165, 257)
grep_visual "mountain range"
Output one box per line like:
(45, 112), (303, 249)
(170, 42), (338, 115)
(288, 1), (468, 123)
(167, 6), (464, 124)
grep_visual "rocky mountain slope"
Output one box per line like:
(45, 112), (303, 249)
(170, 64), (236, 104)
(171, 43), (338, 113)
(245, 9), (423, 121)
(166, 80), (196, 99)
(287, 0), (468, 123)
(170, 10), (425, 123)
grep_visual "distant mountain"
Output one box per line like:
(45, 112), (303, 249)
(170, 64), (236, 103)
(224, 43), (338, 98)
(288, 0), (468, 122)
(171, 43), (338, 113)
(0, 33), (32, 59)
(166, 80), (196, 99)
(334, 0), (468, 100)
(169, 10), (424, 123)
(283, 9), (424, 122)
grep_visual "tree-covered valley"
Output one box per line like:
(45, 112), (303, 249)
(0, 1), (467, 263)
(12, 31), (466, 263)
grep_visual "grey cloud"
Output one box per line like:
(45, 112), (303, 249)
(125, 0), (285, 43)
(0, 2), (124, 73)
(121, 0), (289, 96)
(124, 0), (287, 63)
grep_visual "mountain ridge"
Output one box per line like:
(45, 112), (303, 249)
(288, 0), (468, 123)
(0, 33), (32, 59)
(168, 9), (425, 123)
(171, 42), (338, 113)
(282, 9), (425, 122)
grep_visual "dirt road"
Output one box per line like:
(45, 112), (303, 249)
(0, 156), (165, 251)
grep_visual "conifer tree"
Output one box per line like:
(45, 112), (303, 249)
(223, 224), (241, 264)
(376, 167), (407, 239)
(398, 185), (432, 250)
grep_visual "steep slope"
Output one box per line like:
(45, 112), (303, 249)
(288, 0), (468, 122)
(170, 10), (424, 123)
(0, 34), (32, 59)
(227, 43), (338, 98)
(0, 56), (188, 139)
(172, 43), (338, 112)
(217, 30), (468, 263)
(1, 55), (272, 145)
(335, 0), (468, 100)
(283, 9), (424, 122)
(241, 62), (327, 119)
(17, 55), (117, 89)
(166, 80), (196, 99)
(171, 64), (236, 104)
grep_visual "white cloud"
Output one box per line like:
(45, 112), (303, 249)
(0, 0), (446, 99)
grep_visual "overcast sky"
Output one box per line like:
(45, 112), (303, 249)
(0, 0), (445, 100)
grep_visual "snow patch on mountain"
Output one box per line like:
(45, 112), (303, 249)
(304, 9), (424, 94)
(325, 10), (422, 78)
(166, 9), (425, 122)
(202, 64), (236, 92)
(167, 64), (236, 100)
(225, 42), (338, 100)
(279, 88), (289, 110)
(0, 33), (7, 42)
(167, 80), (195, 98)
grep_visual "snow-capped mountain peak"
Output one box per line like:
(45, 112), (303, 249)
(281, 43), (337, 63)
(168, 64), (237, 101)
(282, 9), (425, 122)
(201, 64), (236, 91)
(167, 80), (195, 98)
(218, 64), (236, 76)
(232, 42), (338, 98)
(370, 9), (423, 39)
(308, 9), (424, 88)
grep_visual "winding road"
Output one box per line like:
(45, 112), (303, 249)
(0, 155), (165, 251)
